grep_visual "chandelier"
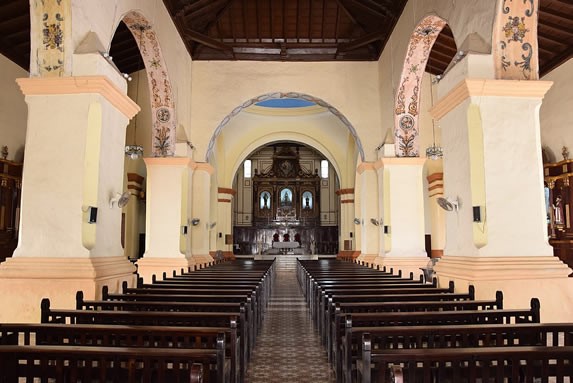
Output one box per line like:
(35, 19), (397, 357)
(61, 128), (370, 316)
(125, 25), (148, 160)
(425, 75), (443, 160)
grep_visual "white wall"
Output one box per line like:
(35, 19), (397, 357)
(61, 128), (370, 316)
(0, 54), (28, 162)
(540, 58), (573, 162)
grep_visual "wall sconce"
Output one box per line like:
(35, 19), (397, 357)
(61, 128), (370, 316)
(190, 218), (200, 226)
(353, 218), (362, 225)
(370, 218), (381, 226)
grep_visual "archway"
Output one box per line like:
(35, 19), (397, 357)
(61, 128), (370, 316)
(206, 92), (365, 163)
(394, 15), (449, 157)
(120, 11), (176, 157)
(206, 95), (362, 259)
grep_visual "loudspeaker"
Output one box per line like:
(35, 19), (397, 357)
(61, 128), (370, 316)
(473, 206), (482, 222)
(383, 225), (390, 234)
(349, 232), (353, 238)
(181, 225), (188, 235)
(88, 207), (97, 224)
(219, 232), (222, 238)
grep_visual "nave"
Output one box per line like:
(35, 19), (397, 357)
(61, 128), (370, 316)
(1, 257), (573, 382)
(245, 267), (335, 382)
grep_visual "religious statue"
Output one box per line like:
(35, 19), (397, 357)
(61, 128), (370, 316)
(1, 146), (7, 160)
(273, 232), (279, 242)
(283, 233), (290, 242)
(553, 195), (564, 225)
(563, 146), (570, 161)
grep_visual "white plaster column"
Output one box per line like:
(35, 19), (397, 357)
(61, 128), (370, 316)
(336, 188), (357, 259)
(432, 79), (573, 322)
(137, 158), (195, 282)
(0, 74), (139, 323)
(426, 165), (445, 258)
(217, 187), (236, 260)
(356, 163), (380, 265)
(191, 164), (215, 265)
(372, 157), (428, 278)
(124, 172), (144, 260)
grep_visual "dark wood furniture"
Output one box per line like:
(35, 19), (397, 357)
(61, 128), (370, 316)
(0, 158), (22, 263)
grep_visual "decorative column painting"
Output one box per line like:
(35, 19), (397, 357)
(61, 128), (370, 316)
(31, 0), (71, 76)
(394, 16), (447, 157)
(123, 12), (176, 157)
(493, 0), (539, 80)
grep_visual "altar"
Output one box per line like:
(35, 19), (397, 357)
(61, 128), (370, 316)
(272, 241), (300, 249)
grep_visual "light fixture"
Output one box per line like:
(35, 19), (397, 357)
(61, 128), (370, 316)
(426, 74), (443, 160)
(353, 218), (362, 225)
(125, 25), (148, 160)
(190, 218), (200, 226)
(370, 218), (380, 226)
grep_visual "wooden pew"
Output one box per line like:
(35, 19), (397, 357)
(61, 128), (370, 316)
(349, 322), (573, 383)
(41, 298), (248, 383)
(0, 323), (232, 383)
(361, 342), (573, 383)
(333, 298), (540, 382)
(0, 345), (209, 383)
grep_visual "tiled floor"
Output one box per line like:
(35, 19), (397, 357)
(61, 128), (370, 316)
(245, 269), (336, 383)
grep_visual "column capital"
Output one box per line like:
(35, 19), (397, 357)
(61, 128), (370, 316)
(16, 76), (140, 119)
(431, 79), (553, 120)
(375, 157), (426, 168)
(144, 157), (193, 167)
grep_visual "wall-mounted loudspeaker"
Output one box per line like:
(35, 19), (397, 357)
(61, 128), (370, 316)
(384, 225), (390, 234)
(473, 206), (482, 222)
(88, 207), (98, 224)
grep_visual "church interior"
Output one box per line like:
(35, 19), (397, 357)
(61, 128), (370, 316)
(0, 0), (573, 381)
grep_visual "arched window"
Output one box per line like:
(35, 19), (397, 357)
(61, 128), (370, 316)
(321, 160), (328, 178)
(244, 160), (252, 178)
(302, 191), (313, 209)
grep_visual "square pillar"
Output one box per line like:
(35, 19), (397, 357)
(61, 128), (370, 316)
(0, 74), (139, 322)
(373, 157), (429, 277)
(137, 157), (195, 282)
(432, 79), (573, 322)
(356, 163), (380, 265)
(191, 163), (215, 265)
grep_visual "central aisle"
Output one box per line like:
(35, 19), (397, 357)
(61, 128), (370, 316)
(245, 267), (336, 383)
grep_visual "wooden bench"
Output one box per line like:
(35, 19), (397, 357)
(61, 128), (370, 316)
(361, 343), (573, 383)
(348, 322), (573, 383)
(0, 345), (210, 383)
(0, 323), (233, 383)
(333, 299), (540, 382)
(41, 298), (248, 383)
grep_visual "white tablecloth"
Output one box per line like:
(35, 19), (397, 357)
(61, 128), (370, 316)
(272, 241), (300, 249)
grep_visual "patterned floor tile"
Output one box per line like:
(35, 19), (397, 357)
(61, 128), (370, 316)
(245, 269), (336, 383)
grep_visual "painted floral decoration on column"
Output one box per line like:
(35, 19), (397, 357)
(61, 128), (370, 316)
(123, 12), (176, 157)
(394, 16), (447, 157)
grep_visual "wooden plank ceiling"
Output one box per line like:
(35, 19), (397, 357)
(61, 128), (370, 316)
(0, 0), (571, 78)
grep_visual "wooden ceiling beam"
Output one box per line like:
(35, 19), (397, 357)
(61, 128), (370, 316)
(347, 0), (389, 18)
(188, 0), (229, 20)
(554, 0), (573, 6)
(538, 17), (573, 35)
(538, 31), (569, 47)
(203, 0), (234, 35)
(334, 0), (369, 35)
(539, 6), (573, 24)
(183, 27), (234, 53)
(541, 45), (573, 76)
(338, 29), (386, 51)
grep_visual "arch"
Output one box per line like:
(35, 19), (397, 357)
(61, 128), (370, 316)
(205, 92), (365, 162)
(394, 15), (448, 157)
(119, 11), (176, 157)
(228, 133), (343, 189)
